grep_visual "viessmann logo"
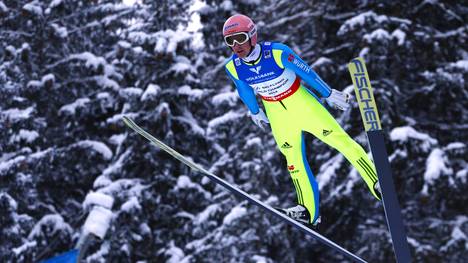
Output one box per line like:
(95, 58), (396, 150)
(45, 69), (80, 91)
(350, 58), (381, 131)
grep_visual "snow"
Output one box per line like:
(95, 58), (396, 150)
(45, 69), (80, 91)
(456, 169), (467, 183)
(98, 178), (144, 197)
(74, 140), (113, 160)
(245, 137), (262, 148)
(170, 56), (197, 75)
(207, 111), (244, 135)
(176, 175), (197, 189)
(338, 11), (388, 35)
(451, 226), (466, 241)
(70, 52), (107, 70)
(96, 76), (120, 90)
(364, 28), (391, 43)
(407, 237), (433, 254)
(97, 92), (110, 99)
(27, 74), (56, 89)
(141, 84), (160, 101)
(9, 129), (39, 143)
(118, 40), (132, 49)
(165, 241), (185, 263)
(175, 175), (211, 199)
(83, 192), (114, 210)
(1, 106), (35, 122)
(109, 133), (126, 146)
(445, 142), (465, 151)
(449, 60), (468, 71)
(12, 241), (37, 256)
(51, 23), (68, 38)
(359, 47), (370, 58)
(0, 2), (8, 13)
(1, 192), (18, 210)
(391, 29), (406, 45)
(317, 154), (345, 189)
(219, 0), (233, 11)
(178, 85), (204, 99)
(152, 29), (193, 54)
(59, 98), (90, 115)
(252, 255), (270, 263)
(86, 241), (110, 261)
(119, 87), (143, 98)
(0, 155), (26, 174)
(107, 112), (132, 125)
(28, 214), (72, 239)
(23, 2), (43, 16)
(121, 196), (142, 212)
(441, 217), (468, 252)
(93, 175), (113, 189)
(211, 91), (238, 106)
(94, 149), (132, 188)
(6, 45), (15, 55)
(0, 148), (54, 174)
(390, 126), (438, 151)
(422, 148), (453, 194)
(83, 207), (113, 239)
(195, 204), (220, 225)
(311, 57), (333, 68)
(173, 110), (205, 136)
(223, 206), (247, 225)
(49, 0), (62, 8)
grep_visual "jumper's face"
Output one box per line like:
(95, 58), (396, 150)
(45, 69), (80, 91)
(232, 41), (252, 58)
(224, 32), (252, 58)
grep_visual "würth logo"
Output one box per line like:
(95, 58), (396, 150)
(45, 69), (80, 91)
(288, 165), (295, 171)
(281, 142), (292, 149)
(249, 66), (262, 74)
(323, 129), (332, 136)
(288, 54), (294, 62)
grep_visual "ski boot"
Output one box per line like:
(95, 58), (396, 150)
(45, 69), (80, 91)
(277, 205), (321, 229)
(374, 181), (382, 200)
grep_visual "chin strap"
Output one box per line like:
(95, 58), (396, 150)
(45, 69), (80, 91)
(243, 44), (261, 64)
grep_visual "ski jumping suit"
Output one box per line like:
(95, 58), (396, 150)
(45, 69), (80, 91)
(224, 42), (380, 224)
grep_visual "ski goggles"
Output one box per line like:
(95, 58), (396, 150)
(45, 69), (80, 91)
(224, 32), (250, 47)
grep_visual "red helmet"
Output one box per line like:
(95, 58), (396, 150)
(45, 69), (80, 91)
(222, 14), (257, 47)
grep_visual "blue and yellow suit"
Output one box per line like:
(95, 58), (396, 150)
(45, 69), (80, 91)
(224, 42), (380, 223)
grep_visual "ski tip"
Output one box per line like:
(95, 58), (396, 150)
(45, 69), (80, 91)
(122, 115), (133, 126)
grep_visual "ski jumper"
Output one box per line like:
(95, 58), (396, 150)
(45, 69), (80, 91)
(224, 42), (380, 223)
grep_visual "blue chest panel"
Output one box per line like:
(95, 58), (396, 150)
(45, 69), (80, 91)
(233, 43), (284, 86)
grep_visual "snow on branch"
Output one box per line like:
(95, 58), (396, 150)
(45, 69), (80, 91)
(72, 140), (113, 160)
(390, 126), (438, 151)
(59, 98), (90, 115)
(338, 11), (411, 36)
(422, 148), (453, 194)
(27, 214), (72, 239)
(23, 1), (43, 17)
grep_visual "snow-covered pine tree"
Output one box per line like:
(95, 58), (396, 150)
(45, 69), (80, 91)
(1, 0), (135, 261)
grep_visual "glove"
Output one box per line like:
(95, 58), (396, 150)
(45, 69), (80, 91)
(250, 109), (269, 130)
(325, 89), (351, 111)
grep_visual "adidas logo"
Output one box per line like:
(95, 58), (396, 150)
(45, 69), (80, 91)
(281, 142), (292, 149)
(323, 129), (332, 136)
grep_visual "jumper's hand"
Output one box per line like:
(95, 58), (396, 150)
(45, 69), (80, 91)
(250, 109), (269, 130)
(325, 89), (351, 111)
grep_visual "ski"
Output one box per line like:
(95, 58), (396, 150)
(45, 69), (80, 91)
(348, 57), (412, 263)
(122, 116), (367, 263)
